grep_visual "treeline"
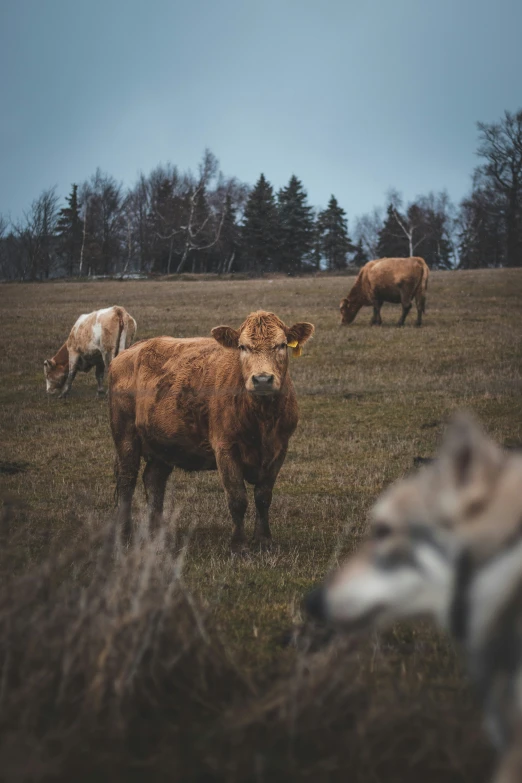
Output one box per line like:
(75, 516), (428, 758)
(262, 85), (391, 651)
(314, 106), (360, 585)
(0, 108), (520, 280)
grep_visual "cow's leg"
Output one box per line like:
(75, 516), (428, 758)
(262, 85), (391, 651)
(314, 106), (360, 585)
(397, 289), (413, 326)
(370, 300), (382, 326)
(414, 289), (426, 326)
(95, 361), (105, 396)
(114, 428), (141, 545)
(59, 352), (79, 398)
(142, 457), (173, 535)
(216, 450), (248, 552)
(253, 449), (287, 549)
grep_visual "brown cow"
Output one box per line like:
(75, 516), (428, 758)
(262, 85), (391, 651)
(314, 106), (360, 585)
(340, 256), (429, 327)
(44, 306), (137, 398)
(108, 310), (314, 550)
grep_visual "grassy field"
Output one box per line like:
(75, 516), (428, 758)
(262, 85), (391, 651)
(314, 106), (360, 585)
(0, 269), (521, 781)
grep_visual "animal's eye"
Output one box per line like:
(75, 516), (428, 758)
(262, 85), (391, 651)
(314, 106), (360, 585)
(277, 343), (287, 351)
(371, 521), (392, 540)
(239, 345), (247, 352)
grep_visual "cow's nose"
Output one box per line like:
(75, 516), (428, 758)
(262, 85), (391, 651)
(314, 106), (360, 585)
(304, 586), (326, 621)
(252, 373), (274, 388)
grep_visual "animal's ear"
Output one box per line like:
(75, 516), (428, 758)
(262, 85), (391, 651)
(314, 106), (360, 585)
(286, 323), (314, 357)
(44, 359), (55, 370)
(340, 298), (348, 308)
(286, 322), (315, 346)
(211, 326), (240, 349)
(437, 412), (503, 516)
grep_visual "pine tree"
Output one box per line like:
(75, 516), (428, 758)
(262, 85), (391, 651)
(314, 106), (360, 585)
(376, 204), (410, 258)
(241, 174), (279, 273)
(56, 184), (83, 276)
(316, 195), (353, 270)
(352, 238), (369, 267)
(277, 175), (315, 273)
(216, 193), (240, 273)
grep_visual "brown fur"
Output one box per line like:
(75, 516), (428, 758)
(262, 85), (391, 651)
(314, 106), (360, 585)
(44, 306), (137, 398)
(340, 257), (429, 326)
(108, 310), (314, 550)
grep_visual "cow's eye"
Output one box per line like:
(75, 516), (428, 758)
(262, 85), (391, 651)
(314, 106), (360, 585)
(277, 343), (287, 351)
(239, 345), (247, 352)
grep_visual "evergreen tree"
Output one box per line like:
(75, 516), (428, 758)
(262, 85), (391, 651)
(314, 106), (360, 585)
(316, 195), (353, 270)
(352, 238), (369, 267)
(458, 187), (504, 269)
(376, 204), (410, 258)
(56, 184), (83, 275)
(241, 174), (279, 273)
(216, 193), (240, 273)
(277, 175), (315, 273)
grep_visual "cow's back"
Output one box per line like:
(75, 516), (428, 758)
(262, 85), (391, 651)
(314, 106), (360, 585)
(109, 335), (230, 422)
(368, 257), (426, 291)
(109, 336), (242, 471)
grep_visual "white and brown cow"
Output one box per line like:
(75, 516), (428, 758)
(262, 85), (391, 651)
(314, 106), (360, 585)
(44, 306), (137, 398)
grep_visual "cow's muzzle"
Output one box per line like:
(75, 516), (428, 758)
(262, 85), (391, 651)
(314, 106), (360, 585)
(251, 373), (276, 395)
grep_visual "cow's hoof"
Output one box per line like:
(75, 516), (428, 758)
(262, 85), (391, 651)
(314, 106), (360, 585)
(58, 393), (69, 400)
(252, 536), (273, 552)
(97, 390), (107, 398)
(230, 538), (249, 556)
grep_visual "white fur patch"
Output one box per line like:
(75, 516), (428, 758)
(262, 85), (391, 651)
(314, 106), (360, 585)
(468, 537), (522, 650)
(325, 543), (453, 628)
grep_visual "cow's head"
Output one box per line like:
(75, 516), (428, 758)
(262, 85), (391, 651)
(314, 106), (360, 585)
(43, 358), (68, 395)
(212, 311), (314, 396)
(339, 296), (358, 325)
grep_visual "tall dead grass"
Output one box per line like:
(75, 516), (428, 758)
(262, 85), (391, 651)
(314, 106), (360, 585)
(0, 506), (493, 783)
(0, 514), (250, 781)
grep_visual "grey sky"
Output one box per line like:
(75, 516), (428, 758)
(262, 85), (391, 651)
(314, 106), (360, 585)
(1, 0), (521, 224)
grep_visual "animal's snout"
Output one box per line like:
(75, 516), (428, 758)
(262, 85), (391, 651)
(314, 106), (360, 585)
(304, 586), (326, 622)
(252, 373), (275, 390)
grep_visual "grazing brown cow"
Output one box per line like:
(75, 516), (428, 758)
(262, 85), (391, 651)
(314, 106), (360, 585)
(108, 310), (314, 550)
(44, 306), (137, 398)
(340, 256), (429, 326)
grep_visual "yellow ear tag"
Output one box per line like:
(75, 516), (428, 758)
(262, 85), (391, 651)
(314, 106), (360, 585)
(287, 340), (302, 357)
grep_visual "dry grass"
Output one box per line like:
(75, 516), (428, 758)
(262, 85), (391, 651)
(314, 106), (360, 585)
(0, 269), (521, 781)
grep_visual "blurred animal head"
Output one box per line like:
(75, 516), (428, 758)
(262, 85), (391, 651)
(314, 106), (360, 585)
(43, 358), (68, 395)
(212, 311), (314, 396)
(306, 414), (522, 632)
(339, 297), (358, 325)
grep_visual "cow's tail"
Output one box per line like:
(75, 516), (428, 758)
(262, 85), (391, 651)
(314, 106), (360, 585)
(113, 307), (126, 358)
(420, 262), (429, 312)
(414, 261), (429, 313)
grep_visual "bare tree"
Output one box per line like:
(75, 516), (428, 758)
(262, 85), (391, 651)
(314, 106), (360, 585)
(13, 187), (59, 280)
(385, 190), (428, 258)
(475, 109), (522, 266)
(175, 150), (231, 274)
(353, 207), (383, 258)
(0, 214), (10, 279)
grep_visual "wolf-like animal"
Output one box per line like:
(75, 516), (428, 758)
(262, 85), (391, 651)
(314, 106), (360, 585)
(306, 415), (522, 783)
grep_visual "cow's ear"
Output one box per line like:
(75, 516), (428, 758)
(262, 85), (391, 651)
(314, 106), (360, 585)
(44, 359), (55, 370)
(340, 298), (348, 308)
(211, 326), (240, 349)
(286, 322), (315, 346)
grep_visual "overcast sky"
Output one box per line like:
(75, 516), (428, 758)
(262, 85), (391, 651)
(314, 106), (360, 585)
(1, 0), (521, 223)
